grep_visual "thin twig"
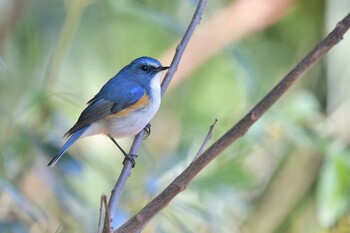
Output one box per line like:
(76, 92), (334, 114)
(98, 194), (110, 233)
(193, 118), (218, 161)
(103, 195), (110, 233)
(102, 0), (208, 232)
(98, 195), (103, 233)
(160, 0), (207, 97)
(116, 12), (350, 233)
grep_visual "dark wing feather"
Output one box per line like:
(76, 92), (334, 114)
(65, 83), (145, 137)
(64, 99), (115, 137)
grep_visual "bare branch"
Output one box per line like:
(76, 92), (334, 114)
(160, 0), (297, 91)
(103, 0), (208, 232)
(116, 12), (350, 233)
(160, 0), (208, 97)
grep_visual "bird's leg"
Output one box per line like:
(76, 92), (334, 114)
(108, 135), (137, 167)
(143, 123), (151, 139)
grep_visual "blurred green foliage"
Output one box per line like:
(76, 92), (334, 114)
(1, 0), (350, 232)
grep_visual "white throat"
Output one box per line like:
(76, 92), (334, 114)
(149, 72), (162, 99)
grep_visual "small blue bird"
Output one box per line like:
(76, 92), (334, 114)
(48, 56), (169, 167)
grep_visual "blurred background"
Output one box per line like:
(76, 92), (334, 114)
(1, 0), (350, 232)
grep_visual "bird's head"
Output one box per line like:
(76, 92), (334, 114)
(126, 56), (169, 82)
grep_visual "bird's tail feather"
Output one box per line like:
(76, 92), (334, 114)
(47, 126), (88, 167)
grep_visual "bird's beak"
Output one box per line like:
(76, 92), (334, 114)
(157, 66), (169, 72)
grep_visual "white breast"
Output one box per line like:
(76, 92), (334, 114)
(81, 73), (162, 139)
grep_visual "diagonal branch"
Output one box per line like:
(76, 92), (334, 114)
(103, 0), (208, 232)
(115, 12), (350, 233)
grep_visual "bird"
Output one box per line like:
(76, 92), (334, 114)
(47, 56), (169, 167)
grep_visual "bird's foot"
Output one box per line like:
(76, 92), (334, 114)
(143, 123), (151, 139)
(123, 154), (138, 168)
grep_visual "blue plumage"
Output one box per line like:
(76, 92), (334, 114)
(48, 56), (169, 167)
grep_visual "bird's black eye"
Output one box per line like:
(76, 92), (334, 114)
(141, 65), (149, 72)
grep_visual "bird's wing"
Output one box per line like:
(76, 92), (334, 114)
(65, 83), (146, 137)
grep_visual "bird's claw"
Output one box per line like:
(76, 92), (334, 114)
(143, 123), (151, 139)
(122, 154), (138, 168)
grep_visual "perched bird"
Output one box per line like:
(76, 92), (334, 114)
(48, 56), (169, 167)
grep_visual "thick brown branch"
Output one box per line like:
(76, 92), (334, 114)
(116, 12), (350, 233)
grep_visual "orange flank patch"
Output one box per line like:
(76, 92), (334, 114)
(113, 93), (149, 117)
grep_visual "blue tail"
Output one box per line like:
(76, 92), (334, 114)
(47, 126), (88, 167)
